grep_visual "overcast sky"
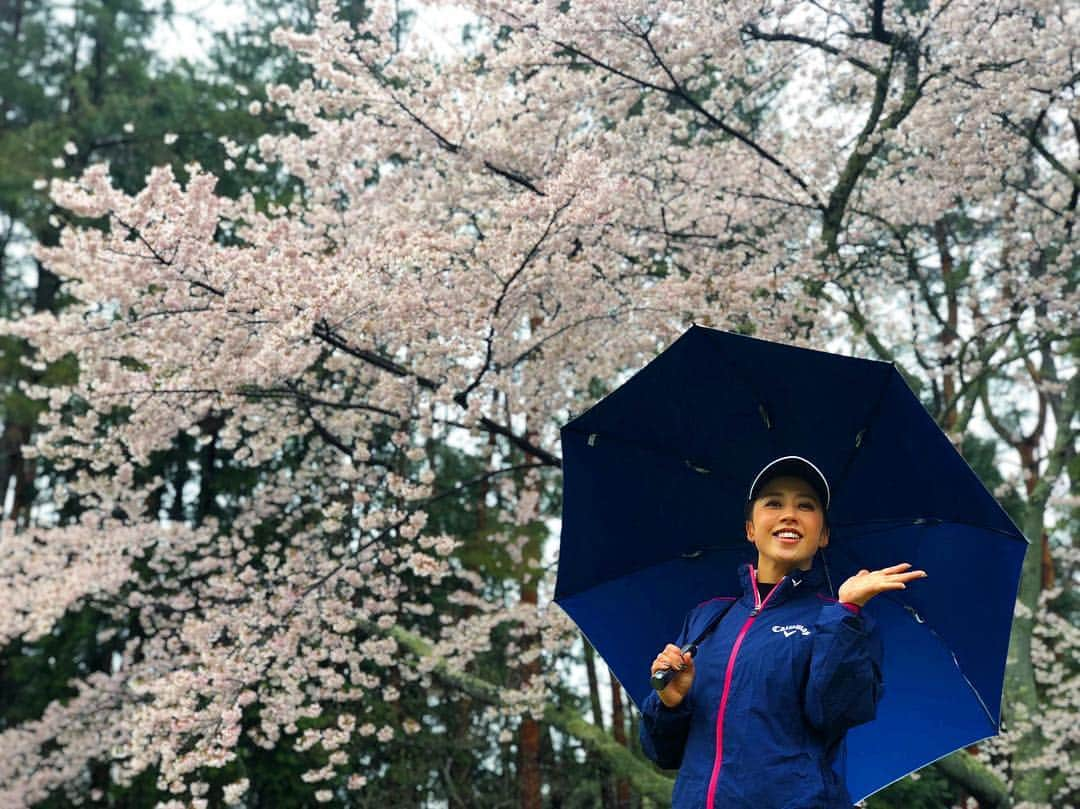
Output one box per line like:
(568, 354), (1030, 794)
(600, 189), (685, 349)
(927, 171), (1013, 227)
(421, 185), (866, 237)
(149, 0), (475, 63)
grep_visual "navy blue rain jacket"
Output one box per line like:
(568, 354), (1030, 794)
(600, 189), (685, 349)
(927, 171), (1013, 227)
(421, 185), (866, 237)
(639, 561), (884, 809)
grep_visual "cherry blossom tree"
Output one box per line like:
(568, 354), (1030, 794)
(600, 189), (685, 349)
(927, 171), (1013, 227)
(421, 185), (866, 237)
(2, 0), (1076, 806)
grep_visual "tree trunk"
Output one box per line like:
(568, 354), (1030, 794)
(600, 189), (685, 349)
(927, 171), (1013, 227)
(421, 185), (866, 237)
(517, 406), (545, 809)
(934, 220), (958, 431)
(519, 578), (542, 809)
(443, 432), (493, 805)
(542, 723), (562, 808)
(1004, 487), (1048, 804)
(584, 639), (616, 807)
(1040, 529), (1054, 590)
(0, 0), (26, 126)
(0, 256), (63, 528)
(629, 712), (642, 809)
(196, 417), (221, 522)
(169, 435), (192, 523)
(584, 639), (605, 730)
(0, 421), (33, 527)
(518, 707), (543, 809)
(609, 671), (631, 808)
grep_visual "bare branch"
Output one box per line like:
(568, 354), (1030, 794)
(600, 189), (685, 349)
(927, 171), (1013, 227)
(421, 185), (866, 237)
(551, 35), (825, 210)
(998, 112), (1080, 188)
(311, 321), (562, 467)
(461, 195), (575, 402)
(741, 23), (880, 75)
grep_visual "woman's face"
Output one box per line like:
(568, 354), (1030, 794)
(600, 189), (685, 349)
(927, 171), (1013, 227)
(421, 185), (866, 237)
(745, 475), (829, 578)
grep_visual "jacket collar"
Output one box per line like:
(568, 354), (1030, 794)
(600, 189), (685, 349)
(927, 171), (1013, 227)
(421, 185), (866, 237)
(738, 556), (829, 609)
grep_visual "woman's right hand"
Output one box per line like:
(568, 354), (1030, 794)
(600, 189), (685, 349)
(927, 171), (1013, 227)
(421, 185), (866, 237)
(651, 644), (695, 708)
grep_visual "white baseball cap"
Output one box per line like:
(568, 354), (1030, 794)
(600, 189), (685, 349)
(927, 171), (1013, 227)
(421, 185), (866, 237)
(747, 455), (831, 510)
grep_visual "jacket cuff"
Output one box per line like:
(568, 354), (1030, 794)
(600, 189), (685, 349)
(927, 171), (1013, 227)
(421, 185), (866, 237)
(818, 600), (872, 633)
(643, 688), (693, 722)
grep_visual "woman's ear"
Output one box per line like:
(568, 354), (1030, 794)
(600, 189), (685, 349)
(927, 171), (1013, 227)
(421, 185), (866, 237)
(819, 526), (830, 548)
(745, 520), (755, 544)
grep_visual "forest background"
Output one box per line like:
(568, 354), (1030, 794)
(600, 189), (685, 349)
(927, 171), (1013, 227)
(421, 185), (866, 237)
(0, 0), (1076, 807)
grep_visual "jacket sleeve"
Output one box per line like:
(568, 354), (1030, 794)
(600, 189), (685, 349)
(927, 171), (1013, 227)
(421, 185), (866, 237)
(803, 601), (884, 740)
(638, 611), (695, 770)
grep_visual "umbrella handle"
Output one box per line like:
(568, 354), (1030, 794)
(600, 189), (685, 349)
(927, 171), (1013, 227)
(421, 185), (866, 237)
(650, 643), (698, 692)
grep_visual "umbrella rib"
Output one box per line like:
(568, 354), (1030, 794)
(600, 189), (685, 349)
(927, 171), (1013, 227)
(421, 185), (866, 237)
(559, 541), (750, 597)
(563, 424), (745, 486)
(908, 604), (1001, 731)
(827, 542), (1003, 732)
(872, 591), (1001, 731)
(826, 516), (1027, 542)
(830, 363), (897, 506)
(946, 649), (1000, 731)
(711, 346), (774, 433)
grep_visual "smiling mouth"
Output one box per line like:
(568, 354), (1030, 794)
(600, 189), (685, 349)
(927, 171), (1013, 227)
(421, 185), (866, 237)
(773, 531), (802, 544)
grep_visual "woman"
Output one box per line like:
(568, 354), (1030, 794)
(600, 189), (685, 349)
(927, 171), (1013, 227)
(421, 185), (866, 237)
(639, 456), (927, 809)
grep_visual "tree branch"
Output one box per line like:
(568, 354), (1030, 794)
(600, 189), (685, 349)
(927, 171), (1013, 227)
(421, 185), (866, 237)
(998, 112), (1080, 188)
(373, 66), (546, 196)
(933, 750), (1009, 809)
(461, 195), (574, 402)
(311, 321), (562, 467)
(820, 35), (922, 255)
(551, 36), (824, 210)
(378, 620), (675, 805)
(830, 284), (922, 394)
(741, 23), (880, 75)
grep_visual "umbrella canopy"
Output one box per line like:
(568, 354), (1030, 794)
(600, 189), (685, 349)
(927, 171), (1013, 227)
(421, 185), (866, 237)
(556, 325), (1027, 802)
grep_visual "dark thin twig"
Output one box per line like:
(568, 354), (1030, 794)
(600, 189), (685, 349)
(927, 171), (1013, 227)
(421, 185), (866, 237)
(741, 23), (879, 75)
(460, 195), (575, 402)
(549, 33), (824, 210)
(311, 321), (562, 467)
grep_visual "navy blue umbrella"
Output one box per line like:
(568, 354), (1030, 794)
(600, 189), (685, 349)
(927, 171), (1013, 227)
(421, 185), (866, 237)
(556, 325), (1027, 802)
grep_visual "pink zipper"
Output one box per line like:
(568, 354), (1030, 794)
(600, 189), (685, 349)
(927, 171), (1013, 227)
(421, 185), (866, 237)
(705, 567), (782, 809)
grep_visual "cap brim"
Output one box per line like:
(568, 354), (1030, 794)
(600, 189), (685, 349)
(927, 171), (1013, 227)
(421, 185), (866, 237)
(748, 455), (830, 510)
